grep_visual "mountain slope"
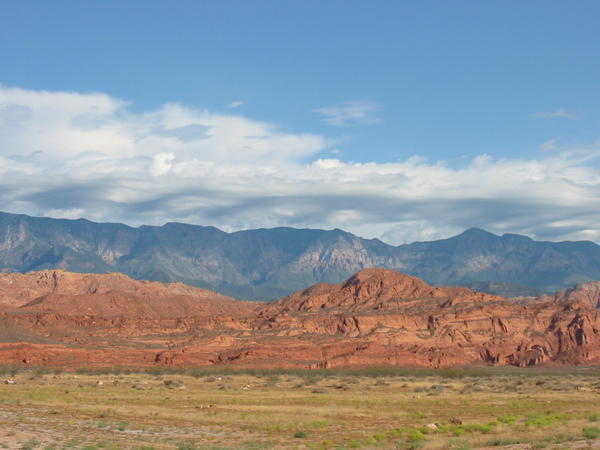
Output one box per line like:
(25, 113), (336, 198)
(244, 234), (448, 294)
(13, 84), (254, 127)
(2, 211), (600, 299)
(395, 228), (600, 292)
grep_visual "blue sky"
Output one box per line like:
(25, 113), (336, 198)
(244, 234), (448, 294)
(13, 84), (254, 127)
(1, 1), (599, 243)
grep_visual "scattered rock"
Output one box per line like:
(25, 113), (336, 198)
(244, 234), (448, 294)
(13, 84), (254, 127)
(195, 404), (216, 409)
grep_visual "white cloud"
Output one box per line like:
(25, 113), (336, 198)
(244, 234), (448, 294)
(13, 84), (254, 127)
(227, 101), (243, 108)
(1, 85), (600, 245)
(312, 158), (344, 169)
(533, 108), (579, 119)
(43, 208), (87, 220)
(0, 87), (327, 164)
(150, 152), (175, 176)
(314, 100), (380, 127)
(540, 138), (560, 151)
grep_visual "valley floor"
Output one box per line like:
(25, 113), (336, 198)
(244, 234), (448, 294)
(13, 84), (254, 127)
(0, 368), (599, 449)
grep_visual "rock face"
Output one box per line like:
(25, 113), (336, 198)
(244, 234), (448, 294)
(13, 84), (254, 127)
(0, 270), (252, 316)
(538, 282), (600, 310)
(0, 269), (599, 369)
(3, 211), (600, 299)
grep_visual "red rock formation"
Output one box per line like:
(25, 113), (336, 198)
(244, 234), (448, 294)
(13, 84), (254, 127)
(0, 269), (598, 369)
(538, 281), (600, 310)
(0, 270), (245, 309)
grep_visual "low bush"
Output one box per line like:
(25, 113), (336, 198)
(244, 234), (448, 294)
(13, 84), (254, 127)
(583, 426), (600, 439)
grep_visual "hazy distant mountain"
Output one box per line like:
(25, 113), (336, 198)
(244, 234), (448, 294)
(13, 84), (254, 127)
(394, 228), (600, 294)
(1, 211), (600, 299)
(462, 281), (545, 299)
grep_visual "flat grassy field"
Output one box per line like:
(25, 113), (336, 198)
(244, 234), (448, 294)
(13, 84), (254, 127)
(0, 367), (599, 449)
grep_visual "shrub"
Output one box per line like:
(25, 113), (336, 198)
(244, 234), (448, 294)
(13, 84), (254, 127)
(308, 420), (328, 429)
(21, 439), (40, 450)
(408, 430), (425, 442)
(450, 423), (494, 435)
(583, 427), (600, 439)
(389, 427), (408, 438)
(497, 415), (517, 424)
(265, 375), (279, 386)
(188, 369), (206, 378)
(97, 408), (116, 418)
(294, 431), (307, 438)
(163, 379), (184, 388)
(486, 438), (525, 446)
(176, 441), (201, 450)
(371, 433), (386, 441)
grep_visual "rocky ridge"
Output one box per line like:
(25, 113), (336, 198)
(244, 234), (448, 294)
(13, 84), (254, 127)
(0, 269), (598, 369)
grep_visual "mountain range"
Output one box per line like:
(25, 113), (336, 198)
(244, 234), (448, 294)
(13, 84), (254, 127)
(2, 210), (600, 300)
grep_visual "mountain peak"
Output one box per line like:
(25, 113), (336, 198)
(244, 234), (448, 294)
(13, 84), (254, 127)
(343, 267), (421, 286)
(265, 268), (501, 315)
(457, 228), (498, 238)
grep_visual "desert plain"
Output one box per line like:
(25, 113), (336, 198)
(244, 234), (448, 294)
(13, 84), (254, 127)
(1, 367), (600, 449)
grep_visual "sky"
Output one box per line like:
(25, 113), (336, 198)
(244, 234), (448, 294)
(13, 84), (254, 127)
(0, 0), (599, 244)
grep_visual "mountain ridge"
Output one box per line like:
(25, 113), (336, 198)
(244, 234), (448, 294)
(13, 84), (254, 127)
(0, 268), (599, 369)
(2, 211), (600, 299)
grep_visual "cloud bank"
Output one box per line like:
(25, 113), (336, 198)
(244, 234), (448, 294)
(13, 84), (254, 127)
(1, 85), (599, 244)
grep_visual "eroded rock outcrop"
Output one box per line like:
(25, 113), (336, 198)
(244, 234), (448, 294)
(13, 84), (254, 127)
(0, 269), (598, 369)
(538, 281), (600, 310)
